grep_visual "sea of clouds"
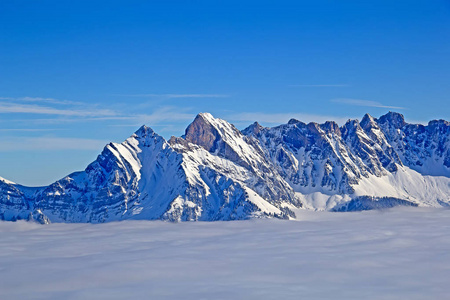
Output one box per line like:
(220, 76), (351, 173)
(1, 207), (449, 299)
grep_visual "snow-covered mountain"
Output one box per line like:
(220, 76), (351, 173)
(1, 112), (449, 223)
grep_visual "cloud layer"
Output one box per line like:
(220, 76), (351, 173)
(0, 102), (116, 117)
(0, 137), (108, 151)
(1, 208), (449, 299)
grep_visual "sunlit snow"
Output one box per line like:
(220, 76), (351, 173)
(1, 208), (449, 299)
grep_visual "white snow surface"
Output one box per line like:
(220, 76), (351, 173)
(1, 208), (450, 300)
(353, 166), (450, 206)
(298, 166), (450, 210)
(0, 176), (15, 185)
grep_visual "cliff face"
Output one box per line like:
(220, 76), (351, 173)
(1, 112), (449, 223)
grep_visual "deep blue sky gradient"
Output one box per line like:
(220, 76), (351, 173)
(1, 0), (449, 185)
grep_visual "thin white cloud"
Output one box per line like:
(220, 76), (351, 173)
(0, 107), (196, 152)
(73, 107), (194, 124)
(3, 106), (196, 127)
(104, 107), (197, 136)
(0, 95), (198, 127)
(0, 137), (108, 151)
(12, 116), (138, 125)
(289, 84), (350, 87)
(0, 94), (198, 138)
(332, 98), (406, 110)
(0, 96), (82, 105)
(0, 128), (61, 132)
(117, 94), (229, 98)
(227, 112), (352, 126)
(100, 107), (196, 128)
(0, 102), (117, 117)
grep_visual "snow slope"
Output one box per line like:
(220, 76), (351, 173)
(0, 176), (15, 185)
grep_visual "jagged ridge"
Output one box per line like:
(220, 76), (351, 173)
(0, 111), (449, 223)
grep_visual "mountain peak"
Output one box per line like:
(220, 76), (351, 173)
(378, 111), (406, 128)
(134, 125), (155, 137)
(196, 112), (216, 122)
(242, 121), (264, 136)
(184, 113), (222, 151)
(361, 113), (375, 123)
(184, 112), (267, 170)
(360, 113), (378, 130)
(341, 119), (361, 137)
(288, 118), (301, 125)
(428, 119), (450, 127)
(320, 121), (341, 135)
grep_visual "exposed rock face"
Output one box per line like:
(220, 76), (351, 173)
(247, 119), (361, 194)
(377, 113), (450, 177)
(0, 180), (30, 221)
(185, 114), (219, 152)
(185, 113), (265, 170)
(241, 121), (264, 136)
(0, 111), (449, 223)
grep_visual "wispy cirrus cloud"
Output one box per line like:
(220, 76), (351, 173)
(0, 96), (196, 141)
(1, 101), (195, 129)
(134, 106), (195, 124)
(105, 106), (196, 129)
(16, 106), (194, 131)
(0, 137), (108, 151)
(0, 97), (198, 151)
(0, 96), (82, 105)
(101, 106), (197, 136)
(0, 102), (117, 117)
(115, 94), (229, 98)
(289, 84), (350, 87)
(0, 128), (62, 132)
(331, 98), (406, 110)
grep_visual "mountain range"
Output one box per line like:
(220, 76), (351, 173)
(1, 112), (449, 223)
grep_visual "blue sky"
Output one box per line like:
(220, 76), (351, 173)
(1, 0), (449, 186)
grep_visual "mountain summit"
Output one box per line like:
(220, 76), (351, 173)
(1, 112), (449, 223)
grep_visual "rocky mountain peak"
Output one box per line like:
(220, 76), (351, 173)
(428, 119), (450, 131)
(184, 112), (262, 170)
(378, 111), (406, 129)
(341, 119), (363, 138)
(320, 121), (341, 135)
(134, 125), (157, 139)
(184, 113), (221, 152)
(242, 121), (264, 136)
(288, 118), (301, 125)
(360, 113), (378, 130)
